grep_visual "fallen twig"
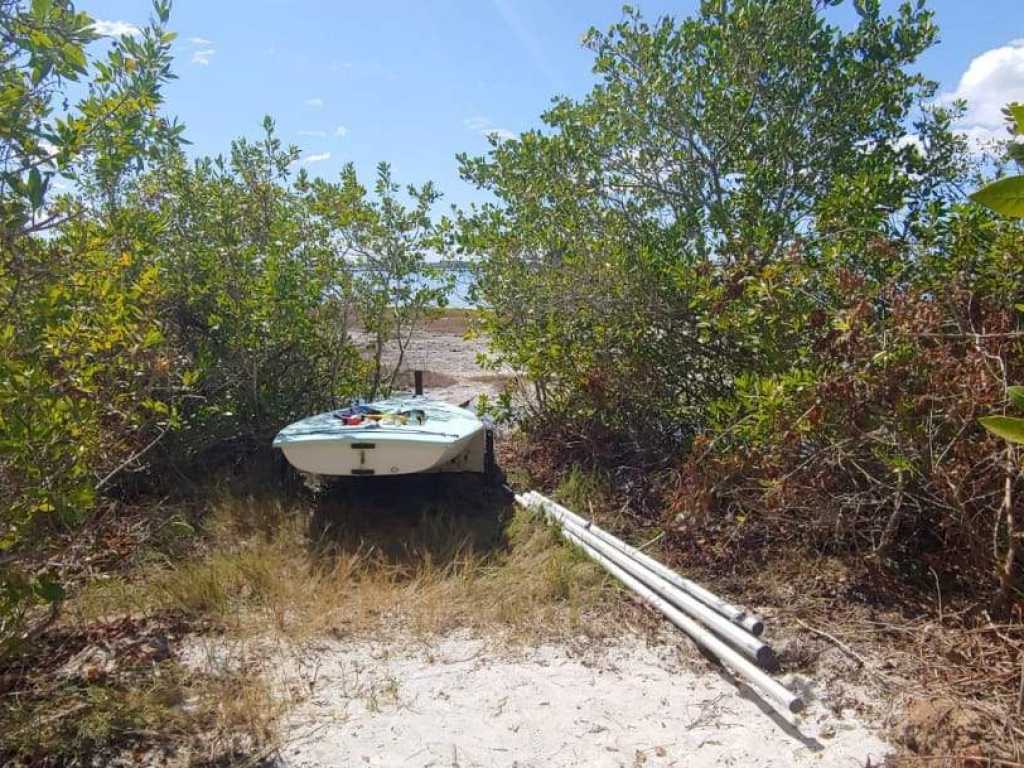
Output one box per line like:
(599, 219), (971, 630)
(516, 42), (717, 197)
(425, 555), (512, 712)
(95, 429), (167, 492)
(794, 618), (868, 669)
(636, 531), (665, 552)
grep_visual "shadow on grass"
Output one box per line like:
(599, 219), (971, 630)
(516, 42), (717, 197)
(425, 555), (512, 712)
(308, 473), (514, 568)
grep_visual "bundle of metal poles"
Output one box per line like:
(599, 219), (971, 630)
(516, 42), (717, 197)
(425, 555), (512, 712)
(515, 491), (804, 715)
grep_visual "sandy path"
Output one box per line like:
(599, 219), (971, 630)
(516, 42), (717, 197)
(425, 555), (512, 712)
(294, 324), (892, 766)
(277, 633), (890, 768)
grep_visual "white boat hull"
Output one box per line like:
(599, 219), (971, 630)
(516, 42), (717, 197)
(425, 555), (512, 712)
(278, 430), (477, 476)
(272, 396), (486, 477)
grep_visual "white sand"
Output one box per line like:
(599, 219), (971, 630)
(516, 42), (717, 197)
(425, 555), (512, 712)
(275, 633), (891, 768)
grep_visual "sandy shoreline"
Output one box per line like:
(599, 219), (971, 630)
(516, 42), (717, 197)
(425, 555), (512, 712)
(352, 312), (511, 406)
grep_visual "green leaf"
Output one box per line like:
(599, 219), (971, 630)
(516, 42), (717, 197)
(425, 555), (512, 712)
(26, 168), (46, 210)
(64, 43), (87, 74)
(31, 0), (53, 18)
(1010, 104), (1024, 134)
(33, 575), (65, 604)
(970, 175), (1024, 218)
(31, 59), (52, 85)
(1008, 385), (1024, 411)
(980, 415), (1024, 444)
(155, 0), (171, 24)
(142, 326), (163, 348)
(167, 518), (196, 537)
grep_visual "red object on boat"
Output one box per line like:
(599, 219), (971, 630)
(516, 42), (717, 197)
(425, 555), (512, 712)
(343, 415), (363, 425)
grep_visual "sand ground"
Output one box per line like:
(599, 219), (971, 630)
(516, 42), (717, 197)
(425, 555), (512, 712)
(271, 632), (890, 768)
(351, 312), (510, 407)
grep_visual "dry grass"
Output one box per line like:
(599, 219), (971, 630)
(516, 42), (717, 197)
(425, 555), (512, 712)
(0, 615), (286, 767)
(2, 472), (615, 765)
(74, 477), (614, 643)
(421, 307), (478, 336)
(349, 306), (478, 337)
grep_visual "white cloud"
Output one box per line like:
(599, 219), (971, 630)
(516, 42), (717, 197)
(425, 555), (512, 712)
(941, 38), (1024, 150)
(892, 134), (925, 156)
(189, 36), (213, 45)
(464, 116), (490, 132)
(92, 19), (141, 38)
(463, 116), (515, 142)
(191, 48), (216, 66)
(335, 125), (348, 138)
(301, 152), (331, 166)
(959, 125), (1019, 155)
(305, 97), (324, 109)
(298, 130), (328, 138)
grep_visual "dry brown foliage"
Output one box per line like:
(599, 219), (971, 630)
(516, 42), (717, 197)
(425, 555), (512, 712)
(661, 287), (1024, 763)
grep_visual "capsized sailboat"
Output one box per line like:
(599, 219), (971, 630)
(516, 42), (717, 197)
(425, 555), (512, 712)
(272, 395), (487, 477)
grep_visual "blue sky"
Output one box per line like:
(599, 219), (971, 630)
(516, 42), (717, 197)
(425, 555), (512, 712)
(87, 1), (1024, 211)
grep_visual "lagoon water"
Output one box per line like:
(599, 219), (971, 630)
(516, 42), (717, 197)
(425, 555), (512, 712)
(421, 268), (474, 309)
